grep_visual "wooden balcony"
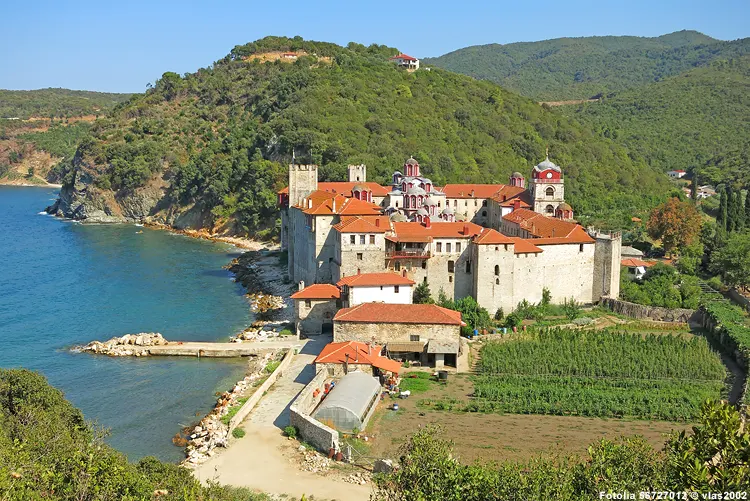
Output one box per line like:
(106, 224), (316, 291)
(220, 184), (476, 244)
(386, 250), (431, 259)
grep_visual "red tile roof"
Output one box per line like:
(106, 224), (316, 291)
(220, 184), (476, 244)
(314, 341), (402, 374)
(390, 53), (417, 61)
(333, 303), (465, 326)
(502, 209), (594, 244)
(621, 258), (657, 268)
(472, 229), (543, 253)
(332, 215), (391, 233)
(278, 182), (389, 197)
(391, 221), (484, 240)
(296, 191), (383, 216)
(290, 284), (341, 300)
(441, 184), (507, 199)
(337, 273), (415, 287)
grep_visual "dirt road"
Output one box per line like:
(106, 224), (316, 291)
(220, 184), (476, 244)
(193, 336), (371, 500)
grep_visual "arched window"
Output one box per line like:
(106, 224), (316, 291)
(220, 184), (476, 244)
(494, 265), (499, 276)
(482, 211), (487, 217)
(546, 187), (555, 197)
(545, 204), (554, 214)
(496, 278), (500, 285)
(410, 195), (416, 207)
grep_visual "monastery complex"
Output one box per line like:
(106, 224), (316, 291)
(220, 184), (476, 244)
(279, 157), (621, 367)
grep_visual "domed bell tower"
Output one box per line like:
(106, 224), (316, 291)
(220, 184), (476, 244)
(530, 153), (565, 216)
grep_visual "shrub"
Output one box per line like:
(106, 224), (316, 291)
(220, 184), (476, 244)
(279, 329), (293, 336)
(284, 425), (298, 438)
(494, 308), (504, 321)
(265, 360), (281, 373)
(232, 427), (246, 439)
(562, 297), (581, 320)
(504, 313), (522, 329)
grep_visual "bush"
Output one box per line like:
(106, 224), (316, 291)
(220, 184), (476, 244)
(232, 427), (246, 439)
(562, 297), (581, 320)
(278, 329), (293, 336)
(284, 425), (298, 438)
(494, 308), (504, 321)
(504, 312), (522, 329)
(264, 360), (281, 373)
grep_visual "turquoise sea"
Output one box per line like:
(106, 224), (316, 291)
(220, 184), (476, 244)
(0, 186), (253, 462)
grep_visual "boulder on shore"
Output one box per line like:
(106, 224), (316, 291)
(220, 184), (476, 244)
(76, 332), (167, 357)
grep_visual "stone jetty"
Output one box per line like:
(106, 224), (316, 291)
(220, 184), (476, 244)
(76, 333), (168, 356)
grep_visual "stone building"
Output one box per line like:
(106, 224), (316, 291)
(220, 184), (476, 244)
(333, 303), (464, 368)
(291, 283), (342, 335)
(314, 341), (402, 377)
(280, 154), (621, 318)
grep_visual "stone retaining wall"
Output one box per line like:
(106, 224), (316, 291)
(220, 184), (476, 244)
(227, 348), (295, 434)
(289, 368), (340, 454)
(601, 297), (697, 323)
(729, 288), (750, 313)
(697, 308), (749, 405)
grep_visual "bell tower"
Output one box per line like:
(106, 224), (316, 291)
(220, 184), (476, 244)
(288, 163), (318, 208)
(530, 153), (565, 216)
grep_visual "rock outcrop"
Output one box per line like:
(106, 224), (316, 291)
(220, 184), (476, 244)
(75, 332), (167, 356)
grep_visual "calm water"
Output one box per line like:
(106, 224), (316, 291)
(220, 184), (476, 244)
(0, 186), (253, 462)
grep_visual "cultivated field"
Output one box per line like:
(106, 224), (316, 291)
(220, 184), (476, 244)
(424, 328), (727, 421)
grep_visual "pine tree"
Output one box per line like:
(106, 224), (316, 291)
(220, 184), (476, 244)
(718, 187), (728, 231)
(413, 281), (434, 304)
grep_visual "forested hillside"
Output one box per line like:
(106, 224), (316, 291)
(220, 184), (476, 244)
(54, 36), (671, 234)
(563, 56), (750, 187)
(425, 31), (749, 100)
(0, 88), (132, 119)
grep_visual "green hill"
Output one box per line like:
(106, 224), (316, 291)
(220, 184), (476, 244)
(425, 31), (749, 101)
(54, 36), (671, 234)
(0, 88), (132, 119)
(562, 56), (750, 188)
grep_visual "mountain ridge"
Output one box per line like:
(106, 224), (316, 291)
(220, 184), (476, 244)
(425, 30), (749, 100)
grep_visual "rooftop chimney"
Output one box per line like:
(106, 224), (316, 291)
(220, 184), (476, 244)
(470, 189), (475, 197)
(308, 199), (313, 209)
(424, 216), (431, 229)
(513, 199), (521, 211)
(332, 198), (336, 212)
(357, 268), (361, 274)
(462, 223), (469, 235)
(375, 218), (380, 227)
(298, 280), (305, 291)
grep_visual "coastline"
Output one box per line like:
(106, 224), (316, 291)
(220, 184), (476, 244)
(0, 181), (62, 188)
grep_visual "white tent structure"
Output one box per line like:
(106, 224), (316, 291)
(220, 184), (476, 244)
(313, 371), (381, 433)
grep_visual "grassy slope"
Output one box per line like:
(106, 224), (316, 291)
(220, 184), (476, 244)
(62, 36), (671, 232)
(562, 56), (750, 187)
(425, 31), (749, 101)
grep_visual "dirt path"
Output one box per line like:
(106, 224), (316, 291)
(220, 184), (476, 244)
(193, 336), (371, 500)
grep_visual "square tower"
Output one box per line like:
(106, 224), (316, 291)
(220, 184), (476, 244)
(347, 164), (367, 183)
(288, 163), (318, 208)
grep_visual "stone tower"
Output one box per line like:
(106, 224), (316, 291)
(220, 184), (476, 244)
(288, 163), (318, 208)
(591, 230), (622, 301)
(529, 156), (565, 216)
(347, 164), (367, 183)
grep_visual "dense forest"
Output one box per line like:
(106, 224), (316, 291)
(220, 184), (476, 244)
(58, 36), (671, 234)
(0, 88), (132, 119)
(563, 56), (750, 187)
(425, 30), (749, 100)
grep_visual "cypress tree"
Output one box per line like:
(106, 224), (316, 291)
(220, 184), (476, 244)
(734, 192), (745, 231)
(746, 190), (750, 227)
(691, 169), (699, 201)
(726, 186), (736, 232)
(718, 187), (728, 231)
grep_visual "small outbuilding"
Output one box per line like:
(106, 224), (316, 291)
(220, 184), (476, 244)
(312, 371), (381, 433)
(315, 340), (402, 376)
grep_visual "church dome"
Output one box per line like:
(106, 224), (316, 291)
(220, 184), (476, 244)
(511, 172), (524, 178)
(558, 202), (572, 211)
(534, 157), (561, 173)
(456, 213), (467, 222)
(406, 186), (426, 196)
(352, 184), (370, 191)
(441, 207), (454, 215)
(416, 208), (428, 216)
(390, 212), (408, 222)
(423, 197), (438, 206)
(405, 157), (419, 165)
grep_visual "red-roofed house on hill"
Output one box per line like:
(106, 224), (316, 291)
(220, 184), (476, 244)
(314, 341), (402, 377)
(389, 53), (419, 70)
(333, 303), (464, 368)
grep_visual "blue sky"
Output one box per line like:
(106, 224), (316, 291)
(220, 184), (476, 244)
(1, 0), (747, 93)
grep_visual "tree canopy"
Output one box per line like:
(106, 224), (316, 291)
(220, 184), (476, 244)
(59, 35), (672, 235)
